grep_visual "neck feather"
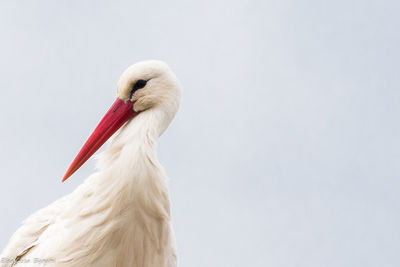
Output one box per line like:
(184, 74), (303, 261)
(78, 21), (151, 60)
(80, 108), (172, 220)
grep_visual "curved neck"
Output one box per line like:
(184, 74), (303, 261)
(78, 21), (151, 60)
(97, 108), (166, 169)
(78, 108), (172, 219)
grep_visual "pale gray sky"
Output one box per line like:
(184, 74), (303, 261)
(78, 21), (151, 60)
(0, 1), (399, 266)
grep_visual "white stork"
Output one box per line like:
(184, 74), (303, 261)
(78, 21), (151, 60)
(1, 60), (181, 267)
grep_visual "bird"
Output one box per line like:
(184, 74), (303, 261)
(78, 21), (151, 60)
(1, 60), (181, 267)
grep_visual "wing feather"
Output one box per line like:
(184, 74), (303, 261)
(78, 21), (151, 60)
(0, 196), (67, 267)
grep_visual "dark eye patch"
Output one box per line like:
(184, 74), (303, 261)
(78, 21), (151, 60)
(130, 79), (147, 99)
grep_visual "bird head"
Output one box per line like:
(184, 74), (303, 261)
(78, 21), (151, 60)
(62, 60), (181, 182)
(117, 60), (181, 113)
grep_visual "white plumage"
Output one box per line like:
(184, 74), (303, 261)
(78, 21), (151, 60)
(1, 60), (181, 267)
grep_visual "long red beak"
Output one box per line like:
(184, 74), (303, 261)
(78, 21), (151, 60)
(62, 98), (137, 182)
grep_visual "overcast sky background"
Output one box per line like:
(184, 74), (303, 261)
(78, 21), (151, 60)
(0, 1), (399, 266)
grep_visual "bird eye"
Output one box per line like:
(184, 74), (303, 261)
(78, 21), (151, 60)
(130, 79), (147, 99)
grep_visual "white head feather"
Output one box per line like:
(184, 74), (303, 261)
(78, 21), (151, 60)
(118, 60), (181, 135)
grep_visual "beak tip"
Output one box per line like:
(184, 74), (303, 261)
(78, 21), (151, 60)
(61, 173), (70, 183)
